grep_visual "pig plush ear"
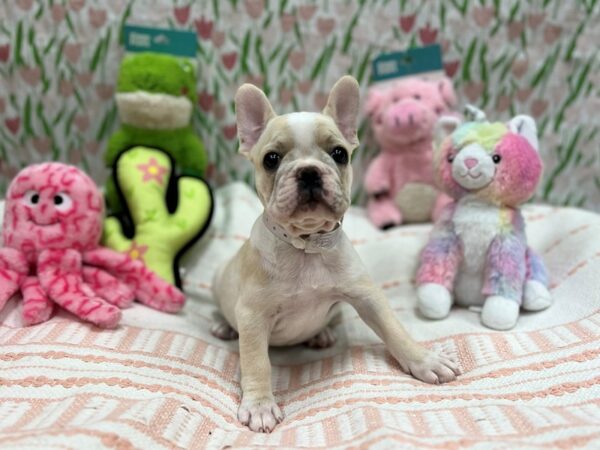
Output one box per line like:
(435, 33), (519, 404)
(364, 88), (384, 116)
(508, 115), (539, 152)
(438, 77), (457, 109)
(235, 83), (277, 157)
(323, 75), (360, 148)
(434, 116), (461, 149)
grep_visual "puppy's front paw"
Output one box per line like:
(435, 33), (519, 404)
(211, 321), (239, 340)
(402, 351), (461, 384)
(305, 326), (337, 349)
(238, 396), (284, 433)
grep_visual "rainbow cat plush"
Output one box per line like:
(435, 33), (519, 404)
(416, 110), (552, 330)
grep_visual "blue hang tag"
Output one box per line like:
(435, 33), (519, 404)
(371, 44), (443, 83)
(123, 24), (197, 58)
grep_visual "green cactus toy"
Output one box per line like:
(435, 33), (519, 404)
(104, 52), (208, 216)
(103, 146), (213, 287)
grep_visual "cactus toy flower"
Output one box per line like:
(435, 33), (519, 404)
(103, 146), (213, 287)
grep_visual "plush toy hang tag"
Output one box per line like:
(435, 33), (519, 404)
(123, 24), (197, 58)
(370, 44), (445, 88)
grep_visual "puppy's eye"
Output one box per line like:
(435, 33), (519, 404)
(413, 94), (421, 100)
(492, 154), (502, 164)
(447, 153), (455, 163)
(53, 193), (73, 211)
(330, 146), (349, 165)
(263, 152), (281, 171)
(23, 190), (40, 206)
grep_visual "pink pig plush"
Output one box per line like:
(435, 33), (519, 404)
(0, 163), (185, 328)
(364, 77), (457, 228)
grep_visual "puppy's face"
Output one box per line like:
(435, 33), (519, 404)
(235, 76), (360, 236)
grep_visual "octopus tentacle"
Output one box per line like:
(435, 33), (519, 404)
(82, 267), (135, 308)
(38, 249), (121, 328)
(0, 248), (29, 310)
(82, 248), (185, 313)
(21, 276), (54, 326)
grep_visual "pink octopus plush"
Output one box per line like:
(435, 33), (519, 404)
(0, 163), (185, 328)
(364, 77), (457, 228)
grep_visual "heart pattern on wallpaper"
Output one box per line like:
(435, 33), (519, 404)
(0, 0), (597, 209)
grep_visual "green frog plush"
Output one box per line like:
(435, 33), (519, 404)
(104, 52), (208, 215)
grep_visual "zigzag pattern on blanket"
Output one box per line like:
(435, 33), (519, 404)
(0, 313), (599, 448)
(0, 183), (599, 449)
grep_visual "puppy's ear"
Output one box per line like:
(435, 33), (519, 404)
(508, 115), (539, 152)
(434, 116), (461, 149)
(323, 75), (360, 148)
(235, 84), (276, 157)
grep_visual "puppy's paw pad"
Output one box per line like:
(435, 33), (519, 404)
(238, 397), (284, 433)
(305, 327), (337, 349)
(406, 351), (461, 384)
(211, 322), (239, 340)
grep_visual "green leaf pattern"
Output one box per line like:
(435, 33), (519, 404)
(0, 0), (598, 209)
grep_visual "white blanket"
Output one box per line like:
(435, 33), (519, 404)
(0, 182), (599, 449)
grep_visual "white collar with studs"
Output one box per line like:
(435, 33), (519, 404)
(261, 213), (343, 254)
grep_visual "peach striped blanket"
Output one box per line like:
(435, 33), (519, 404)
(1, 182), (599, 449)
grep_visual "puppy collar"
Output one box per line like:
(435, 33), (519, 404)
(262, 214), (343, 253)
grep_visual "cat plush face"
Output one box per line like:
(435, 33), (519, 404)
(434, 115), (542, 207)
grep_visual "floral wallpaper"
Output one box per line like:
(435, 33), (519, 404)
(0, 0), (599, 209)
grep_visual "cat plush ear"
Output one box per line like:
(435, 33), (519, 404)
(235, 84), (277, 157)
(323, 75), (360, 148)
(434, 116), (461, 149)
(508, 115), (539, 152)
(464, 104), (486, 122)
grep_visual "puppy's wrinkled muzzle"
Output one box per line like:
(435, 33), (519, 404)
(297, 167), (324, 207)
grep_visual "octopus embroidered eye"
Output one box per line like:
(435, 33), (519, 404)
(492, 154), (502, 164)
(53, 193), (73, 212)
(23, 190), (40, 206)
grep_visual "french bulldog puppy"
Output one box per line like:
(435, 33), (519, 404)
(212, 76), (460, 433)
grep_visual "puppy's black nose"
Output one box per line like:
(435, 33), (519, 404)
(298, 167), (322, 191)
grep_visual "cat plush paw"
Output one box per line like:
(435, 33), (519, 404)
(481, 295), (519, 330)
(522, 280), (552, 311)
(417, 283), (453, 319)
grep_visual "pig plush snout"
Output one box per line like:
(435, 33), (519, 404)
(382, 99), (435, 134)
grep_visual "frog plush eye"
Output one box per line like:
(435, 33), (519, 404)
(53, 193), (73, 212)
(179, 60), (194, 74)
(23, 190), (40, 206)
